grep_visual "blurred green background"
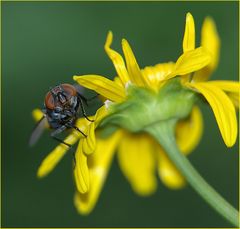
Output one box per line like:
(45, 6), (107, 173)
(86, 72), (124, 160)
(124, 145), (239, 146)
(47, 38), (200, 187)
(2, 1), (239, 227)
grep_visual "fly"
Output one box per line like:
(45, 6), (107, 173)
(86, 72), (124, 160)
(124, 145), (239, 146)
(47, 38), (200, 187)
(29, 83), (94, 147)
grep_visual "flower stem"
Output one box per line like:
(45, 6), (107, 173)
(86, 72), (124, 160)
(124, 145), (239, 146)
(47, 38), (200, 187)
(145, 122), (239, 227)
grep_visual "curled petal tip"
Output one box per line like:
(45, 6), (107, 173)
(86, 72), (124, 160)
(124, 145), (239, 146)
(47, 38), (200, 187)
(225, 134), (237, 148)
(121, 38), (128, 45)
(204, 16), (215, 26)
(105, 31), (113, 49)
(202, 16), (219, 42)
(32, 108), (44, 122)
(36, 172), (43, 179)
(186, 12), (193, 19)
(73, 75), (78, 81)
(107, 30), (113, 37)
(183, 12), (195, 53)
(37, 167), (47, 179)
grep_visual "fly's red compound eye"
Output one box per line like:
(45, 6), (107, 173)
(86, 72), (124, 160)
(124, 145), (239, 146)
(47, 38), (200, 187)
(44, 91), (55, 109)
(61, 84), (77, 97)
(44, 84), (77, 109)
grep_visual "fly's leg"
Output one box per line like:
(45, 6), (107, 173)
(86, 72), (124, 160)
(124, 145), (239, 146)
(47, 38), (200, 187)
(77, 93), (88, 106)
(77, 93), (94, 122)
(65, 122), (87, 138)
(50, 125), (71, 147)
(72, 125), (87, 137)
(72, 151), (76, 169)
(51, 136), (72, 147)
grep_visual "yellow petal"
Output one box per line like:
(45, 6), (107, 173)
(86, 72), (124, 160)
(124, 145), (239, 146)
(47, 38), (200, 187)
(206, 80), (240, 93)
(176, 106), (203, 155)
(104, 31), (129, 85)
(157, 146), (186, 189)
(141, 62), (175, 91)
(75, 116), (93, 129)
(167, 47), (211, 80)
(94, 105), (108, 127)
(193, 17), (220, 81)
(228, 92), (239, 108)
(73, 75), (125, 102)
(113, 76), (123, 87)
(201, 17), (220, 69)
(32, 109), (44, 122)
(37, 132), (79, 178)
(37, 117), (89, 178)
(32, 108), (49, 129)
(117, 132), (157, 196)
(82, 122), (96, 155)
(122, 39), (148, 87)
(74, 130), (122, 215)
(183, 12), (195, 53)
(214, 82), (239, 108)
(186, 82), (237, 147)
(74, 140), (90, 193)
(82, 106), (109, 155)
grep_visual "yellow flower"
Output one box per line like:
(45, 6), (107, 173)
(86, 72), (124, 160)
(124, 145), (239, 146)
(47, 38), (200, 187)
(72, 12), (239, 215)
(33, 13), (239, 217)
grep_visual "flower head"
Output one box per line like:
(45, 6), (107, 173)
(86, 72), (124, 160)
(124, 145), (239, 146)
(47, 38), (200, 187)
(72, 13), (239, 215)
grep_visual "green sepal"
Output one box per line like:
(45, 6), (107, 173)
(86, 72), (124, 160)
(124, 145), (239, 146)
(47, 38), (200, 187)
(100, 78), (196, 133)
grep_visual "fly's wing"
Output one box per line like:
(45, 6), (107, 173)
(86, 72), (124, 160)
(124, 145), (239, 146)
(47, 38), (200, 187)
(73, 84), (89, 106)
(73, 84), (84, 95)
(29, 116), (48, 146)
(74, 84), (99, 105)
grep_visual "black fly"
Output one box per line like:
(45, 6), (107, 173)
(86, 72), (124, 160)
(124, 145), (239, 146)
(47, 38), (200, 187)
(29, 84), (94, 147)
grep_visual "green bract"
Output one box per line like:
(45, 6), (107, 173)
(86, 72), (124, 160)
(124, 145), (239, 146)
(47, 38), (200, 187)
(101, 78), (196, 133)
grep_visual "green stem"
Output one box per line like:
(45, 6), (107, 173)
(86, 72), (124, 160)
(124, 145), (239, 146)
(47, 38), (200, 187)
(145, 122), (239, 227)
